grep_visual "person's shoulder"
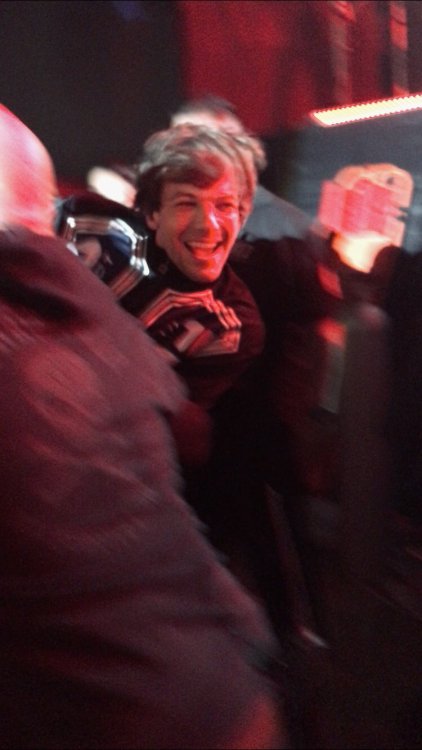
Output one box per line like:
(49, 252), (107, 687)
(0, 226), (181, 400)
(253, 185), (306, 215)
(218, 259), (263, 308)
(0, 225), (100, 309)
(240, 185), (312, 242)
(231, 234), (323, 268)
(0, 225), (76, 264)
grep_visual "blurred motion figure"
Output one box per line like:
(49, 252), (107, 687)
(0, 103), (286, 748)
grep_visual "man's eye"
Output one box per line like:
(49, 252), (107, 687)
(175, 200), (196, 209)
(217, 201), (237, 212)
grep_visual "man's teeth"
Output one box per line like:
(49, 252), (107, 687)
(187, 242), (218, 248)
(186, 242), (219, 255)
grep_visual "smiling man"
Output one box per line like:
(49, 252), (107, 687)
(122, 123), (265, 411)
(148, 173), (240, 283)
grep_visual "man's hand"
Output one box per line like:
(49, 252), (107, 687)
(332, 230), (391, 273)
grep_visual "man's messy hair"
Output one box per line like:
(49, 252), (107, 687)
(171, 96), (267, 173)
(173, 94), (240, 122)
(134, 124), (260, 222)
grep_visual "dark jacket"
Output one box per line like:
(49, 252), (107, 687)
(122, 240), (266, 411)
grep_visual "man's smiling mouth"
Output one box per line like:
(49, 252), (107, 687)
(185, 241), (222, 258)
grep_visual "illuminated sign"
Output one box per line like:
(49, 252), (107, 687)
(310, 93), (422, 127)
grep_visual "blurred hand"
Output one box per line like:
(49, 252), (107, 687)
(331, 230), (391, 273)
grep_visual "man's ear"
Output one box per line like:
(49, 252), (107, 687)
(145, 212), (159, 231)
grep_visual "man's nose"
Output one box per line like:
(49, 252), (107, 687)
(194, 202), (220, 231)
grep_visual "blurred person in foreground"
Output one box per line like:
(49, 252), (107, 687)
(0, 103), (287, 748)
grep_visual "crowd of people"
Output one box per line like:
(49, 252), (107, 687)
(0, 93), (421, 748)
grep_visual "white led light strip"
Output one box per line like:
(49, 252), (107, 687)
(310, 93), (422, 127)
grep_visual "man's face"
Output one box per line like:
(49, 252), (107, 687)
(146, 170), (242, 283)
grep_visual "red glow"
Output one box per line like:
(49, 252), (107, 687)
(310, 93), (422, 127)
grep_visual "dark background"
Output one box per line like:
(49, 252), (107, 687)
(0, 1), (182, 182)
(1, 0), (422, 196)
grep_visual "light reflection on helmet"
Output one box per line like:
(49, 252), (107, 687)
(55, 193), (150, 300)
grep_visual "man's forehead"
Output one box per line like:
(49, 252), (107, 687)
(172, 111), (243, 135)
(162, 174), (240, 201)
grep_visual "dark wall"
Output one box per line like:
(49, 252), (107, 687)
(0, 0), (182, 182)
(176, 0), (393, 135)
(408, 1), (422, 91)
(1, 0), (421, 198)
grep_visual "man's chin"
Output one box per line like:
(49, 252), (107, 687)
(187, 261), (224, 284)
(190, 271), (220, 284)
